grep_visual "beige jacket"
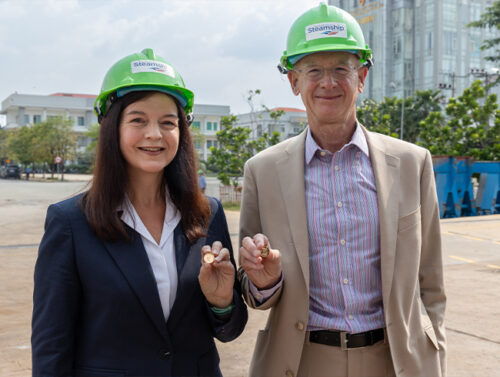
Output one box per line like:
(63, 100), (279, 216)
(238, 128), (446, 377)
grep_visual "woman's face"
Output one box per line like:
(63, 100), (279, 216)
(119, 92), (180, 178)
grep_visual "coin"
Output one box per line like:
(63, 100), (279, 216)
(260, 246), (270, 258)
(203, 253), (215, 264)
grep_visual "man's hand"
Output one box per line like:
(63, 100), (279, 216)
(198, 241), (234, 308)
(239, 233), (282, 289)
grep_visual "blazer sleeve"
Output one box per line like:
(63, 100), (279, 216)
(237, 159), (284, 310)
(205, 198), (248, 343)
(32, 204), (82, 377)
(419, 150), (447, 375)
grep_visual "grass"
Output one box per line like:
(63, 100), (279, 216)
(222, 201), (241, 211)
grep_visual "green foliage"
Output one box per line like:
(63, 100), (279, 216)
(208, 115), (280, 187)
(6, 116), (77, 178)
(0, 127), (10, 159)
(357, 90), (443, 142)
(418, 80), (500, 160)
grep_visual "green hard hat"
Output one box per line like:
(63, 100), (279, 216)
(94, 48), (194, 118)
(280, 2), (372, 71)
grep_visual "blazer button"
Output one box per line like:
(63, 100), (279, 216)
(158, 349), (171, 360)
(295, 321), (305, 331)
(285, 370), (294, 377)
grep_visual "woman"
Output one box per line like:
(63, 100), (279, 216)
(32, 48), (247, 377)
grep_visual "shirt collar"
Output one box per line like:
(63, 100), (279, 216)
(118, 189), (181, 247)
(305, 122), (370, 165)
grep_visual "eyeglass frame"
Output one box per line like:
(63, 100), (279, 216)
(293, 63), (366, 82)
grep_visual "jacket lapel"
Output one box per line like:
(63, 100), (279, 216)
(364, 128), (400, 307)
(276, 131), (310, 289)
(167, 225), (206, 329)
(103, 229), (170, 343)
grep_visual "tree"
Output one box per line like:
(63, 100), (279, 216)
(7, 125), (36, 165)
(418, 80), (500, 160)
(208, 115), (280, 188)
(357, 90), (443, 143)
(34, 117), (77, 180)
(0, 127), (11, 160)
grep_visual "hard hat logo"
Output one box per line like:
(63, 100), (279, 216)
(306, 22), (347, 41)
(130, 60), (176, 78)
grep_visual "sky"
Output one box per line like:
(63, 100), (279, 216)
(0, 0), (321, 126)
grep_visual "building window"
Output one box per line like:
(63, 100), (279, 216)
(194, 141), (201, 149)
(207, 140), (213, 149)
(213, 141), (218, 148)
(207, 121), (212, 131)
(33, 115), (41, 124)
(426, 32), (433, 55)
(192, 121), (200, 129)
(77, 116), (85, 126)
(24, 115), (30, 124)
(213, 122), (218, 131)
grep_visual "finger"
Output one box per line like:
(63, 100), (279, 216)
(253, 233), (270, 250)
(240, 253), (265, 271)
(211, 240), (223, 254)
(241, 236), (259, 257)
(239, 246), (260, 264)
(215, 248), (230, 262)
(201, 245), (216, 264)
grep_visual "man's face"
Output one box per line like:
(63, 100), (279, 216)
(287, 51), (368, 126)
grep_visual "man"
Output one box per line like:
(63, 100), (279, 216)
(198, 169), (207, 193)
(238, 3), (446, 377)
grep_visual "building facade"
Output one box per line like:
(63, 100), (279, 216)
(1, 92), (230, 159)
(234, 107), (308, 142)
(191, 104), (230, 161)
(328, 0), (500, 102)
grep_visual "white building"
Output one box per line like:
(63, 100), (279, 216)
(234, 107), (308, 142)
(329, 0), (500, 102)
(1, 92), (230, 158)
(191, 104), (230, 161)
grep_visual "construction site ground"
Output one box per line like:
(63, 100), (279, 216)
(1, 176), (499, 376)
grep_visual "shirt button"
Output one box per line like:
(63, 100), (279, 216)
(337, 201), (343, 208)
(320, 151), (326, 156)
(343, 278), (349, 284)
(285, 370), (294, 377)
(158, 349), (171, 360)
(340, 239), (346, 245)
(335, 165), (340, 171)
(296, 321), (305, 331)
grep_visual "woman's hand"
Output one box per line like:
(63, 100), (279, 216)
(198, 241), (235, 308)
(239, 233), (282, 289)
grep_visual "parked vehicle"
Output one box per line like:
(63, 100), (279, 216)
(0, 164), (21, 179)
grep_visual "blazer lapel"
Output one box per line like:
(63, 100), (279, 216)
(276, 131), (310, 289)
(364, 129), (400, 307)
(167, 226), (206, 329)
(103, 229), (170, 343)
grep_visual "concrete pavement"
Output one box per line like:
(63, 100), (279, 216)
(0, 177), (499, 376)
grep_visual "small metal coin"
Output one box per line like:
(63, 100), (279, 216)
(260, 247), (270, 258)
(203, 253), (215, 264)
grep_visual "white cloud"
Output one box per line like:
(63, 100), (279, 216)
(0, 0), (316, 117)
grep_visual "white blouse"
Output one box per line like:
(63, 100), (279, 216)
(119, 194), (181, 321)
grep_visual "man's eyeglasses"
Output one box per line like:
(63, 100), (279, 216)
(294, 64), (362, 82)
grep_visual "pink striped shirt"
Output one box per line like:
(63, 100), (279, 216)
(305, 125), (385, 333)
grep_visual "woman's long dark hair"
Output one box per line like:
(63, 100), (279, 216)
(82, 91), (210, 243)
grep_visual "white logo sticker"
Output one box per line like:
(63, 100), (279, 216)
(305, 22), (347, 41)
(131, 60), (175, 78)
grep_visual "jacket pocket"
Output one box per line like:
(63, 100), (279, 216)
(74, 366), (126, 377)
(419, 300), (440, 350)
(398, 205), (421, 233)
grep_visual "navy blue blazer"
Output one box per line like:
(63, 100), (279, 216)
(32, 194), (247, 377)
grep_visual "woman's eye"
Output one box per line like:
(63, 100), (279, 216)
(130, 118), (144, 123)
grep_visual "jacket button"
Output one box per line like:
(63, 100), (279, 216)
(285, 370), (294, 377)
(295, 321), (305, 331)
(158, 349), (171, 360)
